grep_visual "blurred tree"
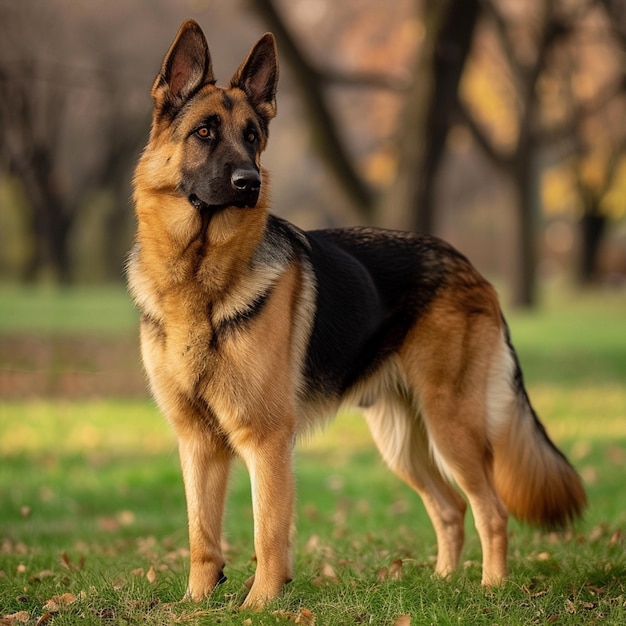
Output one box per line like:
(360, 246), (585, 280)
(0, 18), (74, 282)
(253, 0), (626, 307)
(252, 0), (480, 234)
(577, 0), (626, 283)
(459, 0), (584, 307)
(384, 0), (480, 235)
(470, 0), (626, 302)
(0, 1), (147, 283)
(2, 0), (624, 294)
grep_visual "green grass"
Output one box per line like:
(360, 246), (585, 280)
(1, 286), (625, 624)
(0, 285), (137, 335)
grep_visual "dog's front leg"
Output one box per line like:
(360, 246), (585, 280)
(239, 429), (295, 609)
(178, 430), (232, 601)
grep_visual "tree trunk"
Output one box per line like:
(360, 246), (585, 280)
(378, 0), (451, 229)
(511, 152), (538, 308)
(579, 209), (607, 284)
(410, 0), (480, 234)
(17, 147), (73, 283)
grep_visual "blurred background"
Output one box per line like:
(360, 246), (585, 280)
(1, 0), (625, 397)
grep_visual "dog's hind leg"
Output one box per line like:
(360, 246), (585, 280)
(399, 290), (510, 586)
(364, 391), (467, 578)
(416, 389), (509, 586)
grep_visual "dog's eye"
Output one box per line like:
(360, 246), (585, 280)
(245, 129), (258, 144)
(195, 126), (212, 140)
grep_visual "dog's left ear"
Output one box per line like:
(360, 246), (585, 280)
(230, 34), (279, 123)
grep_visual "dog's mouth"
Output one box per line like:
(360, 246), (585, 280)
(188, 193), (257, 212)
(189, 194), (211, 212)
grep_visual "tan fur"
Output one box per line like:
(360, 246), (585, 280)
(128, 20), (586, 609)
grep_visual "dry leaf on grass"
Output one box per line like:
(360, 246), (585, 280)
(377, 558), (403, 582)
(0, 612), (30, 625)
(389, 559), (403, 580)
(28, 569), (54, 583)
(60, 551), (84, 571)
(42, 592), (77, 612)
(393, 615), (411, 626)
(320, 562), (339, 584)
(273, 608), (315, 624)
(146, 565), (157, 584)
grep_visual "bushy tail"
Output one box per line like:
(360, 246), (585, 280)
(489, 322), (587, 529)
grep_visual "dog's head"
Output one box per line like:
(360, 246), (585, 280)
(147, 20), (278, 213)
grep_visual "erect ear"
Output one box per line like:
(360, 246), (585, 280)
(151, 20), (214, 112)
(230, 33), (279, 123)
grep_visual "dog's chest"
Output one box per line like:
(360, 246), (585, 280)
(141, 301), (215, 395)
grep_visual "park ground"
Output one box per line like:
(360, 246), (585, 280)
(0, 285), (625, 625)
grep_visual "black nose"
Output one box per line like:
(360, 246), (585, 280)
(231, 169), (261, 193)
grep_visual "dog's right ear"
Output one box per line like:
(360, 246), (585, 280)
(151, 20), (214, 113)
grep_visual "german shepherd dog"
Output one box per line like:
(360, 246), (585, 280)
(128, 20), (586, 609)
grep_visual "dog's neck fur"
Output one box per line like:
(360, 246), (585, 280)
(131, 167), (271, 299)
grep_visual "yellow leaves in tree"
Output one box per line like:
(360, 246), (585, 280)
(542, 164), (580, 217)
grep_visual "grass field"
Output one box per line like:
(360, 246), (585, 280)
(1, 286), (625, 625)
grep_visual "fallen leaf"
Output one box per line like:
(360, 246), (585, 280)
(273, 609), (316, 624)
(43, 593), (77, 612)
(320, 562), (338, 584)
(60, 552), (83, 571)
(35, 614), (53, 626)
(589, 525), (605, 541)
(389, 559), (403, 580)
(565, 598), (576, 615)
(29, 570), (54, 583)
(146, 565), (157, 584)
(376, 566), (388, 582)
(273, 610), (300, 622)
(394, 615), (411, 626)
(118, 510), (135, 526)
(587, 584), (607, 596)
(0, 612), (29, 624)
(295, 608), (315, 625)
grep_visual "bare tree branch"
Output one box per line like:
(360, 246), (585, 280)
(250, 0), (376, 215)
(318, 67), (410, 91)
(457, 100), (513, 166)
